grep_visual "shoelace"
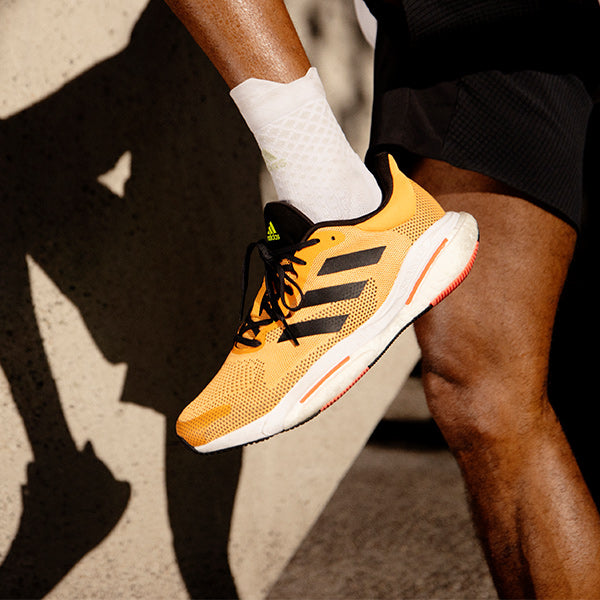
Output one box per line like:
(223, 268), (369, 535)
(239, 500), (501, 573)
(235, 237), (319, 348)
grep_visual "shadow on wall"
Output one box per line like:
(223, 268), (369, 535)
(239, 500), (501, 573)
(0, 1), (263, 597)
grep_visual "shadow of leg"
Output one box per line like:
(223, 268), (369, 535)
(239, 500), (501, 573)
(166, 423), (242, 599)
(1, 2), (262, 595)
(0, 443), (130, 599)
(0, 255), (130, 599)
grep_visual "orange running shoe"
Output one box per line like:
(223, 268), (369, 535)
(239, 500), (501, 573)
(177, 154), (479, 453)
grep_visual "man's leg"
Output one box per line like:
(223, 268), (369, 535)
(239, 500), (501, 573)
(162, 0), (309, 87)
(162, 0), (380, 222)
(411, 158), (600, 598)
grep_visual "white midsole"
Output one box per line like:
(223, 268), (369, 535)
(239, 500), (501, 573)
(195, 211), (478, 453)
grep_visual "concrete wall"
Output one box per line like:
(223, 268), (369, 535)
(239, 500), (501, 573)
(0, 2), (420, 598)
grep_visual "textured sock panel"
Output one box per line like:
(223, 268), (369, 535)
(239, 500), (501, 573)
(231, 68), (380, 223)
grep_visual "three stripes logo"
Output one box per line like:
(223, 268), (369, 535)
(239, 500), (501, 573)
(267, 221), (281, 242)
(278, 246), (386, 342)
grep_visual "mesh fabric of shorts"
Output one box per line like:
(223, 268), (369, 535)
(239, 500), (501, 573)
(363, 0), (600, 229)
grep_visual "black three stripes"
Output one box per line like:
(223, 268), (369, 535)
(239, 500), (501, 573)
(317, 246), (386, 275)
(278, 246), (386, 342)
(278, 315), (349, 343)
(302, 281), (368, 308)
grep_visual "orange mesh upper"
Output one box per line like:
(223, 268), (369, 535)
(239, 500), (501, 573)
(177, 174), (445, 447)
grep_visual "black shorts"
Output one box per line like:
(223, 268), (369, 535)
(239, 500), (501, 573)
(364, 0), (600, 229)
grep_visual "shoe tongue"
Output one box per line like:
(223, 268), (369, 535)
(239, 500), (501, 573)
(263, 202), (314, 249)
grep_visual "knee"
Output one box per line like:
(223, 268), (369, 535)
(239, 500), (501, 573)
(417, 326), (550, 454)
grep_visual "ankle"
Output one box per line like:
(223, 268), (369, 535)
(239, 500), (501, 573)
(231, 68), (380, 222)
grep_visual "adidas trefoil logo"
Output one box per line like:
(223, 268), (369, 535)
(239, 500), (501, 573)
(267, 221), (281, 242)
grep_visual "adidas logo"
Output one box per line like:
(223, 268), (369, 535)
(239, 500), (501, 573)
(267, 221), (281, 242)
(262, 150), (287, 171)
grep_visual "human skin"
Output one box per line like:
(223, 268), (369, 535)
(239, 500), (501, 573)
(162, 0), (600, 595)
(411, 158), (600, 598)
(163, 0), (311, 87)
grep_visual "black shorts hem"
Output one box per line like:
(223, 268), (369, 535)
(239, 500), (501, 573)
(368, 71), (594, 229)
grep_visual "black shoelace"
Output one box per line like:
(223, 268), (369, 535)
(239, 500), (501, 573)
(235, 238), (319, 348)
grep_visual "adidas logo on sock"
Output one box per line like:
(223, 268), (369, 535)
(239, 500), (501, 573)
(267, 221), (281, 242)
(262, 150), (287, 171)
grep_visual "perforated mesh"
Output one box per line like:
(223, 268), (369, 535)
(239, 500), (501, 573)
(177, 176), (446, 446)
(394, 182), (445, 241)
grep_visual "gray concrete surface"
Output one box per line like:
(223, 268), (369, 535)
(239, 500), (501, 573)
(268, 378), (498, 600)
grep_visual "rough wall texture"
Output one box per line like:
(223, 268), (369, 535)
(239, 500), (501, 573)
(0, 1), (420, 598)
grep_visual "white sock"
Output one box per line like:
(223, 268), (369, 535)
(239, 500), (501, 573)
(230, 67), (381, 223)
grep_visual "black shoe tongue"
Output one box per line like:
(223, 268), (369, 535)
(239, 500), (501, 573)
(263, 202), (314, 248)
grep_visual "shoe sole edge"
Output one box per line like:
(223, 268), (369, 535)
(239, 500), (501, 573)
(187, 211), (479, 453)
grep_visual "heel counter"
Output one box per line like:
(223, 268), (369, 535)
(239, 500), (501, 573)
(398, 179), (446, 243)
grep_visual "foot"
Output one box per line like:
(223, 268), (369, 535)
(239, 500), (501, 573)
(0, 442), (130, 598)
(177, 153), (479, 453)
